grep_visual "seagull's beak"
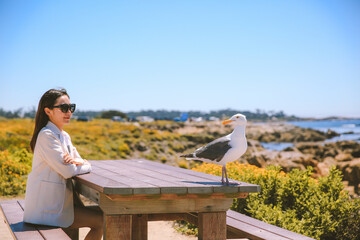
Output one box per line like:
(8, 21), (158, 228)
(222, 119), (233, 125)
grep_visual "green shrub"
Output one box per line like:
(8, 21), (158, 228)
(193, 162), (360, 240)
(0, 149), (32, 195)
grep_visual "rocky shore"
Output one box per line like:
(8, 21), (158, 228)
(243, 123), (360, 196)
(174, 121), (360, 196)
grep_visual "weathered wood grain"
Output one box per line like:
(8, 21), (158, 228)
(132, 214), (148, 240)
(99, 193), (234, 215)
(198, 212), (227, 240)
(105, 192), (248, 201)
(104, 214), (131, 240)
(0, 200), (71, 240)
(75, 159), (260, 196)
(226, 210), (315, 240)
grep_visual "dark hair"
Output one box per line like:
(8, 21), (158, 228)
(30, 88), (70, 152)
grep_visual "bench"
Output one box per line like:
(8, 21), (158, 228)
(1, 201), (314, 240)
(226, 210), (315, 240)
(148, 210), (315, 240)
(0, 200), (77, 240)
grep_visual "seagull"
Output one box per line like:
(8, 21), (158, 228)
(180, 113), (248, 185)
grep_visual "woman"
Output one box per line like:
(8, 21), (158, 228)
(24, 88), (103, 239)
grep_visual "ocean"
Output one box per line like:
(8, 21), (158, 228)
(261, 119), (360, 151)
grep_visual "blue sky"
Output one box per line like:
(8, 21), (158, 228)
(1, 0), (359, 118)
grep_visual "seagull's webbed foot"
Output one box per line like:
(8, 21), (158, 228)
(225, 180), (240, 186)
(222, 165), (240, 186)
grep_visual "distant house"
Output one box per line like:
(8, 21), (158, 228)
(209, 116), (220, 121)
(136, 116), (154, 122)
(112, 116), (125, 122)
(191, 117), (204, 122)
(77, 116), (91, 122)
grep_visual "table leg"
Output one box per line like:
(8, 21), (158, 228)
(132, 214), (148, 240)
(198, 211), (226, 240)
(103, 214), (132, 240)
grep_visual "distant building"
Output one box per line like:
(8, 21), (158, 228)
(209, 116), (220, 121)
(77, 116), (91, 122)
(191, 117), (204, 122)
(136, 116), (154, 122)
(112, 116), (125, 122)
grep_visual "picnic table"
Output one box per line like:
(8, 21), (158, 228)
(73, 159), (260, 240)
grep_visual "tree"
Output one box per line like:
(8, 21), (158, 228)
(100, 110), (127, 119)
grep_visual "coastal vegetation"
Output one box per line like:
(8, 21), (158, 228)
(189, 163), (360, 240)
(1, 118), (360, 239)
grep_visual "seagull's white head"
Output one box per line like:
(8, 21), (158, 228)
(222, 113), (247, 126)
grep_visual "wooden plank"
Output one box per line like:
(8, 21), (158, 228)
(143, 159), (261, 193)
(119, 159), (226, 194)
(75, 172), (133, 195)
(17, 200), (72, 240)
(88, 159), (259, 195)
(96, 159), (221, 195)
(198, 212), (226, 240)
(227, 210), (315, 240)
(74, 181), (101, 203)
(105, 192), (248, 201)
(120, 159), (225, 194)
(131, 159), (260, 193)
(91, 161), (161, 195)
(132, 214), (148, 240)
(99, 193), (234, 215)
(0, 200), (44, 240)
(226, 217), (290, 240)
(101, 160), (189, 194)
(104, 214), (131, 240)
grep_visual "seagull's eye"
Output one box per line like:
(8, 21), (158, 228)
(236, 116), (239, 118)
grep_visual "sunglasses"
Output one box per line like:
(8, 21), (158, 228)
(51, 103), (76, 113)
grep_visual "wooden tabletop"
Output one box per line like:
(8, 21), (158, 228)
(74, 159), (260, 196)
(74, 159), (260, 239)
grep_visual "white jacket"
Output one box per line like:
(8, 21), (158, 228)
(24, 121), (92, 227)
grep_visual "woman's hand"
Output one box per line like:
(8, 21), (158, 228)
(63, 153), (75, 165)
(83, 159), (91, 166)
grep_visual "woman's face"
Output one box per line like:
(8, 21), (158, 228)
(45, 95), (72, 130)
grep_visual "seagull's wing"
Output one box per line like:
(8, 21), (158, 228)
(194, 136), (232, 162)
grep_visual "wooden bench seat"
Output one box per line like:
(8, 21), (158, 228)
(148, 210), (315, 240)
(0, 200), (72, 240)
(226, 210), (315, 240)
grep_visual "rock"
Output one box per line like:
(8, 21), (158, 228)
(317, 162), (330, 176)
(341, 158), (360, 185)
(335, 153), (353, 162)
(302, 157), (318, 168)
(247, 139), (264, 149)
(336, 141), (360, 151)
(247, 151), (269, 167)
(135, 141), (148, 152)
(323, 156), (337, 166)
(323, 146), (338, 158)
(253, 126), (329, 143)
(325, 129), (340, 138)
(295, 143), (324, 158)
(246, 150), (306, 172)
(317, 157), (336, 176)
